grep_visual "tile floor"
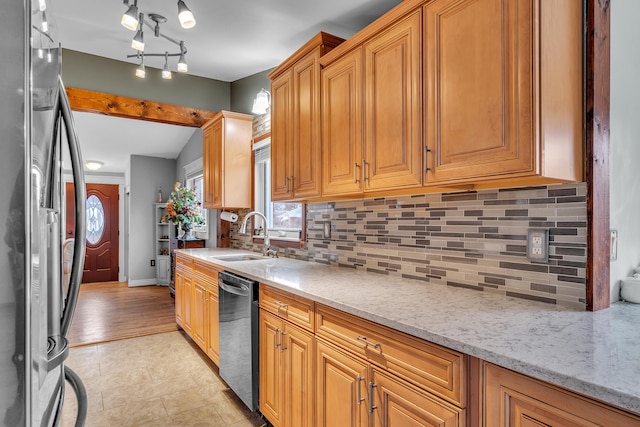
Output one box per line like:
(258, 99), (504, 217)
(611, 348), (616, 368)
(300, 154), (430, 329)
(61, 331), (267, 427)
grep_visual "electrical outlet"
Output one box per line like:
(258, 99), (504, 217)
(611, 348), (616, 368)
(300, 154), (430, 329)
(150, 259), (155, 267)
(527, 229), (549, 262)
(323, 221), (331, 239)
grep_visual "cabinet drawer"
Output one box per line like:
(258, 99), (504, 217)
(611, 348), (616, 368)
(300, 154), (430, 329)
(175, 255), (193, 273)
(316, 304), (466, 407)
(194, 261), (221, 295)
(260, 284), (315, 332)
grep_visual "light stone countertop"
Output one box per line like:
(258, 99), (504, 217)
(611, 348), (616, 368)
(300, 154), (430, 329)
(177, 247), (640, 414)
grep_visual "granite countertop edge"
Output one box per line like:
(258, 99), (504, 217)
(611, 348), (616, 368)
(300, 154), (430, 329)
(177, 248), (640, 415)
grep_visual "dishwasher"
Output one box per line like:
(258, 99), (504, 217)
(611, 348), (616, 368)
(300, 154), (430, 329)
(218, 271), (259, 411)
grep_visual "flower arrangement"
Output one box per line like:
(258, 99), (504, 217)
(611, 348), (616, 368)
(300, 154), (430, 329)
(166, 182), (205, 236)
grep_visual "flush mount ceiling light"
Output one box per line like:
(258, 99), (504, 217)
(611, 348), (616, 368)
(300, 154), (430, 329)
(251, 89), (271, 115)
(84, 161), (104, 171)
(121, 8), (191, 80)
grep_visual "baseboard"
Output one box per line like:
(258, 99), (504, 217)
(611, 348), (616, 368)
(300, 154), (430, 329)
(128, 279), (157, 287)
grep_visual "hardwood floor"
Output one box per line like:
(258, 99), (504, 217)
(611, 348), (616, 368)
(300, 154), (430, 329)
(68, 282), (178, 347)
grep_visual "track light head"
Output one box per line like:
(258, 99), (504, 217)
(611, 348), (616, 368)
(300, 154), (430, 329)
(121, 0), (139, 31)
(177, 0), (196, 29)
(162, 52), (172, 79)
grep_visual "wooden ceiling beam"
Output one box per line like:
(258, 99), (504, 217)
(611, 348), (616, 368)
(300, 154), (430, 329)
(65, 87), (216, 127)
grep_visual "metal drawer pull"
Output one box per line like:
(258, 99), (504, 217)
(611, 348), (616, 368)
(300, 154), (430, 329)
(369, 382), (377, 414)
(356, 336), (380, 349)
(356, 375), (364, 406)
(279, 330), (287, 353)
(424, 146), (432, 172)
(285, 177), (290, 193)
(362, 159), (369, 182)
(274, 301), (289, 309)
(275, 327), (280, 349)
(354, 162), (360, 183)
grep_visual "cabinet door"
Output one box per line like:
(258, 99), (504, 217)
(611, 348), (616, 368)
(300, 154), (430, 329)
(292, 48), (322, 199)
(202, 125), (214, 208)
(283, 323), (315, 427)
(210, 118), (224, 208)
(206, 289), (219, 365)
(271, 70), (294, 201)
(192, 281), (207, 350)
(364, 10), (423, 191)
(156, 257), (170, 285)
(316, 340), (368, 427)
(371, 368), (464, 427)
(174, 270), (185, 328)
(182, 273), (193, 334)
(484, 363), (640, 427)
(322, 48), (364, 196)
(260, 310), (284, 427)
(424, 0), (534, 183)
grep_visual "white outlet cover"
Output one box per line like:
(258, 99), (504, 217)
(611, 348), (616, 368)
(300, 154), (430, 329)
(527, 229), (549, 262)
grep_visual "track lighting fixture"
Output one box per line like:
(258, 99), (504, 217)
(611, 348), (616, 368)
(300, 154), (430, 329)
(162, 53), (172, 80)
(121, 4), (192, 80)
(177, 0), (196, 29)
(121, 0), (139, 31)
(41, 11), (48, 33)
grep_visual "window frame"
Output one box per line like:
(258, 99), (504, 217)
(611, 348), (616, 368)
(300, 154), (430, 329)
(183, 158), (208, 235)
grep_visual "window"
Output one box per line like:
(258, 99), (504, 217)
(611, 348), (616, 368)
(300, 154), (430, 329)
(184, 159), (207, 234)
(254, 136), (303, 241)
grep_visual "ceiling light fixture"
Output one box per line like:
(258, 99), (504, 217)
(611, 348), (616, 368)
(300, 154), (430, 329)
(123, 12), (190, 80)
(162, 52), (172, 80)
(131, 13), (145, 51)
(38, 0), (46, 12)
(251, 89), (271, 115)
(41, 11), (48, 33)
(84, 161), (104, 171)
(135, 55), (146, 78)
(121, 0), (139, 31)
(177, 0), (196, 29)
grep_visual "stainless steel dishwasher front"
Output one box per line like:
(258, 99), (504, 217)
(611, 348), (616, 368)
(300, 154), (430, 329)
(218, 270), (259, 411)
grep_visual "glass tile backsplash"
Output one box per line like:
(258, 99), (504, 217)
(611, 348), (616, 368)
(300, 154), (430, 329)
(230, 182), (587, 309)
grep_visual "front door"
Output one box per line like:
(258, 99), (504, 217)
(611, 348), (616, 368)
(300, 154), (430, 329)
(66, 183), (119, 283)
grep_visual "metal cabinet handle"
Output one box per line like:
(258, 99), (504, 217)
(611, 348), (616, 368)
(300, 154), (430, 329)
(274, 301), (289, 309)
(285, 176), (290, 193)
(356, 336), (380, 349)
(354, 162), (360, 183)
(368, 381), (377, 414)
(424, 146), (432, 172)
(280, 330), (287, 353)
(275, 327), (280, 349)
(362, 159), (369, 183)
(356, 375), (364, 406)
(290, 176), (295, 193)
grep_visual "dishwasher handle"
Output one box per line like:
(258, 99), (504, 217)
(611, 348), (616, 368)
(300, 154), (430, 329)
(220, 281), (250, 297)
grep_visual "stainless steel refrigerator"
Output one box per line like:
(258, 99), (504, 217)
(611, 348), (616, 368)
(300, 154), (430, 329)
(1, 1), (88, 426)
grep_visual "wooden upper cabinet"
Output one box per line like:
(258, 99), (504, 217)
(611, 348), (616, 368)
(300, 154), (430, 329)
(424, 0), (583, 185)
(364, 10), (423, 191)
(322, 48), (363, 196)
(202, 111), (253, 209)
(322, 9), (423, 197)
(268, 32), (345, 201)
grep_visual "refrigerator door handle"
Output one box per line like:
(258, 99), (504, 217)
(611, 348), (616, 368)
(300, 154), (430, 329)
(57, 77), (87, 338)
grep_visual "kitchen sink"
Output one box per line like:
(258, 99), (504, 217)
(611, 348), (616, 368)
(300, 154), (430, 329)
(212, 254), (265, 262)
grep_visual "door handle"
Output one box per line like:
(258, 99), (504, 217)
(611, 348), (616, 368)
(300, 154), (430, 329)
(362, 159), (369, 183)
(285, 176), (290, 193)
(424, 146), (432, 172)
(275, 327), (280, 349)
(356, 375), (364, 406)
(369, 381), (377, 414)
(354, 162), (360, 184)
(279, 330), (287, 352)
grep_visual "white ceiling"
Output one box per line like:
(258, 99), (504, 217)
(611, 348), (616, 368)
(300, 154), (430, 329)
(48, 0), (403, 174)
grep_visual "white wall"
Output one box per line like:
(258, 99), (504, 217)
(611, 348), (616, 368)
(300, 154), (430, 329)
(610, 0), (640, 300)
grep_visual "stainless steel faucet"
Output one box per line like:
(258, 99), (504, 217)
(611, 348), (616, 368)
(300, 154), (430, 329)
(239, 211), (278, 257)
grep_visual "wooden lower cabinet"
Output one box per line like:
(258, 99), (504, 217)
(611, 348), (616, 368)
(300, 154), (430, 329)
(260, 310), (315, 427)
(316, 339), (463, 427)
(484, 363), (640, 427)
(174, 254), (220, 366)
(316, 340), (368, 427)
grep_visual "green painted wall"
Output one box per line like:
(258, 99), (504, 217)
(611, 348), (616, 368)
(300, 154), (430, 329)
(230, 68), (273, 114)
(61, 49), (230, 111)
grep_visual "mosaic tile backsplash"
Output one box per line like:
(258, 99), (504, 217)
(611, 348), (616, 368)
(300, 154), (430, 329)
(230, 182), (587, 309)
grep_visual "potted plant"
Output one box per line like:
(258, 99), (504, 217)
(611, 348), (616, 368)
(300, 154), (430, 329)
(166, 181), (205, 239)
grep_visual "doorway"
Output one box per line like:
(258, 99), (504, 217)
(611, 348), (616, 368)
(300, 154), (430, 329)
(66, 182), (119, 283)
